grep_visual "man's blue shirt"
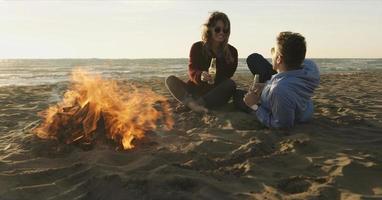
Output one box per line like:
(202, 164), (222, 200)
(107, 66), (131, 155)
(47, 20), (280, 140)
(256, 60), (320, 128)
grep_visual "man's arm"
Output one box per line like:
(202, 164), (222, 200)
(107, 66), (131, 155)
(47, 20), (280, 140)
(256, 88), (296, 128)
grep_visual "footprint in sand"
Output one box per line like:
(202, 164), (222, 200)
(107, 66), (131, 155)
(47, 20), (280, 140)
(277, 176), (312, 194)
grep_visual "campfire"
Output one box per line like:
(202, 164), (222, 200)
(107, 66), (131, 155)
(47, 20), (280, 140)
(34, 69), (173, 150)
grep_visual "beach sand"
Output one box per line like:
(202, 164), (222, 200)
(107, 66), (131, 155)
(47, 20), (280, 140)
(0, 72), (381, 200)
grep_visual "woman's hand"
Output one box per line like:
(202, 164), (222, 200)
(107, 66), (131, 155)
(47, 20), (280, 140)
(201, 71), (213, 82)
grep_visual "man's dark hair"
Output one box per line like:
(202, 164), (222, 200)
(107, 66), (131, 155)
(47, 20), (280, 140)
(277, 32), (306, 70)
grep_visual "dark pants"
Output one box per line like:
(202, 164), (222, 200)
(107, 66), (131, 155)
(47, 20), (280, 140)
(246, 53), (277, 83)
(234, 53), (277, 113)
(166, 75), (236, 109)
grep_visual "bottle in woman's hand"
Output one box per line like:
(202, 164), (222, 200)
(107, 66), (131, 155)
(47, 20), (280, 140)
(208, 58), (217, 84)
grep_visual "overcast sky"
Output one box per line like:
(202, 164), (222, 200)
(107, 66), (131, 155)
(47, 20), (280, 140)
(0, 0), (381, 58)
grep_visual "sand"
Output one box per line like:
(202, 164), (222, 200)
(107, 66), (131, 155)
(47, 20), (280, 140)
(0, 72), (381, 200)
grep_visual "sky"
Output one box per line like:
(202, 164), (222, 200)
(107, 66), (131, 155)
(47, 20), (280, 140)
(0, 0), (381, 59)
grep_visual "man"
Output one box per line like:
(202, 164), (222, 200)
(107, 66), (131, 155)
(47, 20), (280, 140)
(237, 31), (320, 128)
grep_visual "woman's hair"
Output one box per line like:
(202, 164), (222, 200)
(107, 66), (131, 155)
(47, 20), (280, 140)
(201, 11), (234, 64)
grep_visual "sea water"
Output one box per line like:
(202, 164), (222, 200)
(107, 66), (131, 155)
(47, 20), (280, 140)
(0, 58), (381, 87)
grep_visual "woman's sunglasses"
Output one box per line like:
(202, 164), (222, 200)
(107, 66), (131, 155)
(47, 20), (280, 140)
(214, 27), (229, 34)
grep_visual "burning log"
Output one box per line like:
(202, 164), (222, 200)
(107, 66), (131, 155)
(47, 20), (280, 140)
(34, 69), (173, 150)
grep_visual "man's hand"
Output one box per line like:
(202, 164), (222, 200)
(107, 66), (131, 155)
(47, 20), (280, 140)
(243, 91), (261, 107)
(201, 71), (212, 82)
(249, 83), (265, 93)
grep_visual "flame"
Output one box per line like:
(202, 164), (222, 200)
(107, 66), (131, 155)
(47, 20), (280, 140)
(34, 69), (173, 149)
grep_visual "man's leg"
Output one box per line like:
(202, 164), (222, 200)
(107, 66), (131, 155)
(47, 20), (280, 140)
(233, 53), (276, 113)
(247, 53), (277, 83)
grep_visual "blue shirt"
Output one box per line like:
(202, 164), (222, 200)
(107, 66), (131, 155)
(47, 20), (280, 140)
(256, 60), (320, 128)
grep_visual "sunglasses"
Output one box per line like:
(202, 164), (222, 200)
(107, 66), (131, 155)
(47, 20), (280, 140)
(214, 27), (229, 34)
(271, 47), (275, 54)
(271, 47), (283, 56)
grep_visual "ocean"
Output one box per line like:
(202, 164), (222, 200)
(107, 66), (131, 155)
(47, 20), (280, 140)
(0, 58), (381, 87)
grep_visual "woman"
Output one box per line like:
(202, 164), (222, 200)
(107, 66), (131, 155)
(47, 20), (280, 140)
(165, 11), (238, 112)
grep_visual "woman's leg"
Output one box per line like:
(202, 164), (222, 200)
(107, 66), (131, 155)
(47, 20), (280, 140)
(199, 79), (236, 108)
(246, 53), (277, 83)
(233, 89), (255, 114)
(165, 75), (191, 102)
(165, 75), (208, 112)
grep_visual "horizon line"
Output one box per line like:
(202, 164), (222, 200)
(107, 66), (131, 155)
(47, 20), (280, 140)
(1, 57), (382, 60)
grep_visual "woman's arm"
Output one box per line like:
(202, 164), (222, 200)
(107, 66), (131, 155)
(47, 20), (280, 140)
(188, 43), (204, 84)
(225, 46), (238, 78)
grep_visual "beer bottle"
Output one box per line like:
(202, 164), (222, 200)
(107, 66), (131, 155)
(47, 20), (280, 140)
(250, 74), (259, 91)
(208, 58), (216, 85)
